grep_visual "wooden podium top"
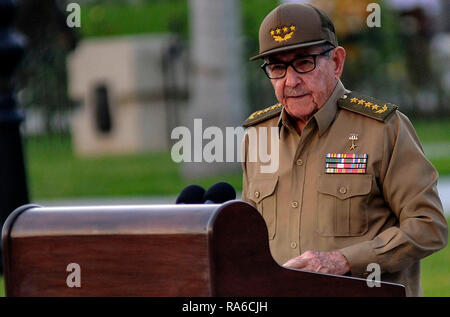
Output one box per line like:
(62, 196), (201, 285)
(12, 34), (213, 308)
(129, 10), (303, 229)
(2, 201), (405, 297)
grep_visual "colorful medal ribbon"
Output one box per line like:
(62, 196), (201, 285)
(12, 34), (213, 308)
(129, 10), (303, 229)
(325, 153), (368, 174)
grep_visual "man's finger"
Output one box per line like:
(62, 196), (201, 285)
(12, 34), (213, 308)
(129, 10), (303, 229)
(283, 257), (309, 269)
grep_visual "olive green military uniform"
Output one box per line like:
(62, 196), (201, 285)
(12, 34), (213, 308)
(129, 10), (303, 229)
(241, 80), (448, 297)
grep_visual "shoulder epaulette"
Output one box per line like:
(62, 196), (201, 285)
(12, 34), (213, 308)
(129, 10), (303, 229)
(243, 103), (282, 128)
(338, 92), (398, 122)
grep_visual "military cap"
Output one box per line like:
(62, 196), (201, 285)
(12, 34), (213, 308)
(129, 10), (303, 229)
(250, 3), (338, 61)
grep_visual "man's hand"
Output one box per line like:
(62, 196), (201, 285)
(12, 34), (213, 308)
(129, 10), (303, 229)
(283, 250), (350, 275)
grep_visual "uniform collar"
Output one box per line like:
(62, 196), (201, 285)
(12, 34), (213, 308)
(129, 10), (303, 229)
(277, 79), (347, 136)
(314, 79), (347, 136)
(278, 107), (296, 134)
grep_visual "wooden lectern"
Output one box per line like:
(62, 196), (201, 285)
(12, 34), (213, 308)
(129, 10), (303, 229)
(2, 201), (405, 297)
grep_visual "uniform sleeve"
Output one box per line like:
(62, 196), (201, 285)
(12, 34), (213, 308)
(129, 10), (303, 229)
(339, 111), (448, 277)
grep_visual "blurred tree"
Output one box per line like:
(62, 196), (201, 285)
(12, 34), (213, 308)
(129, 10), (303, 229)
(242, 0), (279, 113)
(309, 0), (447, 117)
(309, 1), (409, 105)
(14, 0), (78, 133)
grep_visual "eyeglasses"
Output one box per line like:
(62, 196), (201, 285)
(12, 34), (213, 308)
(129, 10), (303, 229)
(261, 47), (335, 79)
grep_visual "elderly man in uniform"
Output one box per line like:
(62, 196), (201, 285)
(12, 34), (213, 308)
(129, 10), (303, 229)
(241, 3), (448, 297)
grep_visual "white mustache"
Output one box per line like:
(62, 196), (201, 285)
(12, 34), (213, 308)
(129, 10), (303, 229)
(284, 87), (310, 97)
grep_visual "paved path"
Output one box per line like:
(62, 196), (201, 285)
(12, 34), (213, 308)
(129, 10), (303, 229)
(35, 177), (450, 216)
(438, 177), (450, 216)
(423, 142), (450, 159)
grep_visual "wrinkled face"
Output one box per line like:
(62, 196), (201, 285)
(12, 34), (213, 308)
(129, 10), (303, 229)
(267, 45), (341, 122)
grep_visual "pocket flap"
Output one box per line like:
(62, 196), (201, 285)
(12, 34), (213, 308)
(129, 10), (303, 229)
(318, 174), (372, 200)
(248, 177), (279, 203)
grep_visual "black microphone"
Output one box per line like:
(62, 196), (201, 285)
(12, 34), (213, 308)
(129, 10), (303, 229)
(203, 182), (236, 204)
(175, 185), (205, 204)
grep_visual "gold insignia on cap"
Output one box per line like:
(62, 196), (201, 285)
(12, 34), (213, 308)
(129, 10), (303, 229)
(270, 25), (295, 42)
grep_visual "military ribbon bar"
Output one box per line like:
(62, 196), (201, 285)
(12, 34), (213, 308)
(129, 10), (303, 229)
(325, 153), (368, 174)
(326, 168), (366, 174)
(326, 153), (368, 159)
(325, 158), (367, 163)
(325, 163), (366, 169)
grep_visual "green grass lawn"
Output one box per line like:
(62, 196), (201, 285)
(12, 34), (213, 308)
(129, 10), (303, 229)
(24, 134), (243, 200)
(412, 118), (450, 176)
(80, 0), (189, 39)
(411, 119), (450, 144)
(430, 157), (450, 176)
(421, 236), (450, 296)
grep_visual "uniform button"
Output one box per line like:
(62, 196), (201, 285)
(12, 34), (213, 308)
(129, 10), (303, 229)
(290, 241), (297, 249)
(339, 187), (347, 194)
(291, 201), (298, 208)
(296, 159), (303, 166)
(255, 191), (260, 198)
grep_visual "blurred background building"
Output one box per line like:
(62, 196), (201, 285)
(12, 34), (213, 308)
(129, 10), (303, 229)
(67, 34), (186, 156)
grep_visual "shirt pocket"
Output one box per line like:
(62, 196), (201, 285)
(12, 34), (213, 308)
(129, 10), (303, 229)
(316, 174), (372, 237)
(248, 176), (278, 240)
